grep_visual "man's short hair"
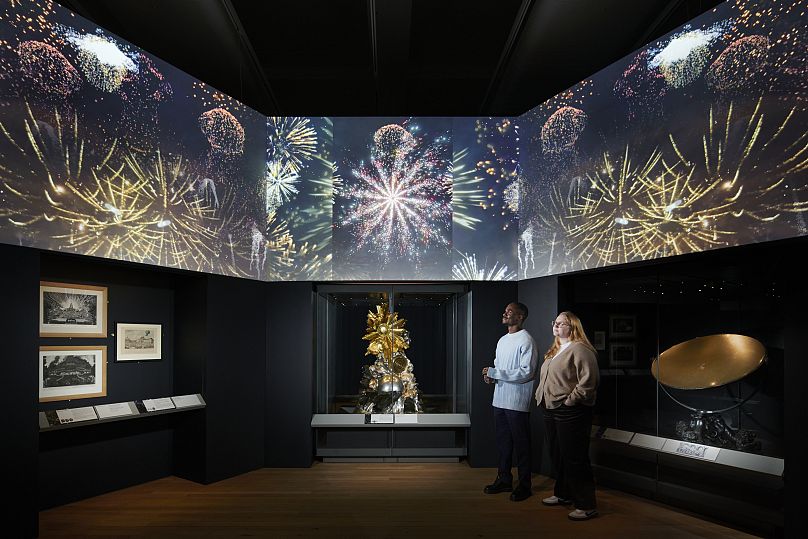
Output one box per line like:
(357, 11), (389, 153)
(514, 302), (529, 320)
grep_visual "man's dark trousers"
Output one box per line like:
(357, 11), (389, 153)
(493, 406), (531, 487)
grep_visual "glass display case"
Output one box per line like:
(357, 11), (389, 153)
(312, 283), (471, 459)
(558, 241), (786, 533)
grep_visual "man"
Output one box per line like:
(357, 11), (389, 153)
(482, 302), (538, 502)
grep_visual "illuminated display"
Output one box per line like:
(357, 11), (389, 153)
(519, 0), (807, 278)
(0, 0), (805, 281)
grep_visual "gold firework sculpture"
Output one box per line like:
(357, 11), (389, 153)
(357, 304), (422, 414)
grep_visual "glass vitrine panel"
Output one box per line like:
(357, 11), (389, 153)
(315, 284), (469, 414)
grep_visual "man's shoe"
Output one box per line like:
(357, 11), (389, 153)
(483, 479), (513, 494)
(568, 509), (598, 521)
(541, 495), (572, 506)
(509, 485), (532, 502)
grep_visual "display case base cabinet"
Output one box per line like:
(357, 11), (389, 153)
(312, 414), (469, 459)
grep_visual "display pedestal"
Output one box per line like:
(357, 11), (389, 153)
(311, 413), (470, 461)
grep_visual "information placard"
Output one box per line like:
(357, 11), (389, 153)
(55, 407), (97, 424)
(661, 439), (720, 461)
(142, 397), (175, 412)
(95, 402), (136, 419)
(171, 394), (203, 408)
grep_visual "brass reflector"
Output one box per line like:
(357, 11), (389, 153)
(651, 334), (766, 390)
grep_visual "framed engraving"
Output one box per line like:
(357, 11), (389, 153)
(609, 342), (636, 367)
(593, 330), (606, 351)
(609, 314), (636, 338)
(40, 282), (107, 338)
(39, 345), (107, 402)
(116, 323), (162, 361)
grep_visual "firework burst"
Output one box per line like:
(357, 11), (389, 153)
(267, 116), (317, 173)
(452, 251), (516, 281)
(264, 159), (299, 213)
(338, 123), (451, 266)
(474, 117), (521, 226)
(0, 103), (228, 270)
(450, 147), (484, 230)
(668, 98), (808, 229)
(562, 145), (737, 267)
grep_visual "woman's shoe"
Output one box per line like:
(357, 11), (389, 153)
(541, 495), (572, 506)
(568, 509), (598, 520)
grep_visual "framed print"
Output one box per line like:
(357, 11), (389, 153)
(116, 323), (162, 361)
(609, 314), (636, 338)
(40, 282), (107, 338)
(593, 331), (606, 351)
(39, 345), (107, 402)
(609, 342), (636, 367)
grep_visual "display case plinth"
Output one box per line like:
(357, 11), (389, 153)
(312, 413), (470, 459)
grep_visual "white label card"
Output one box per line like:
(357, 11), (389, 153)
(171, 394), (203, 408)
(95, 402), (135, 419)
(662, 439), (720, 461)
(394, 414), (418, 424)
(56, 407), (97, 424)
(143, 398), (175, 412)
(370, 414), (394, 424)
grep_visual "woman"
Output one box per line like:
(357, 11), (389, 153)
(535, 311), (600, 521)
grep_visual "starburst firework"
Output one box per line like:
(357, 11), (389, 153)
(267, 116), (317, 173)
(339, 123), (451, 265)
(452, 251), (516, 281)
(264, 159), (300, 213)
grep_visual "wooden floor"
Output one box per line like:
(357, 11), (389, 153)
(39, 462), (757, 538)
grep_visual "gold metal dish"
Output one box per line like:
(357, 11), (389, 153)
(651, 334), (766, 390)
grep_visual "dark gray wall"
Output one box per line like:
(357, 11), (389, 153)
(38, 253), (176, 509)
(204, 275), (267, 482)
(468, 281), (518, 467)
(265, 281), (314, 467)
(1, 244), (39, 539)
(785, 268), (807, 538)
(518, 275), (559, 475)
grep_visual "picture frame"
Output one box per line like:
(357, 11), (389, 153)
(609, 342), (636, 367)
(593, 331), (606, 351)
(116, 323), (162, 361)
(609, 314), (636, 338)
(40, 282), (107, 338)
(39, 345), (107, 402)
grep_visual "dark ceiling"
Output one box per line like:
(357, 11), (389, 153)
(54, 0), (724, 117)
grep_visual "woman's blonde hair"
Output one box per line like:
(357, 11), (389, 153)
(544, 311), (595, 360)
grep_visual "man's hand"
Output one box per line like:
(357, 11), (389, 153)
(482, 366), (493, 384)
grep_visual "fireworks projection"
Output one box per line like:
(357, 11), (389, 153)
(267, 116), (317, 173)
(0, 0), (266, 280)
(17, 40), (81, 100)
(450, 147), (485, 230)
(648, 24), (726, 88)
(614, 50), (667, 120)
(333, 119), (452, 279)
(519, 0), (808, 279)
(264, 159), (299, 214)
(541, 106), (587, 155)
(706, 35), (771, 95)
(2, 0), (806, 284)
(63, 30), (138, 93)
(448, 117), (519, 282)
(264, 116), (333, 281)
(199, 108), (244, 155)
(451, 251), (516, 281)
